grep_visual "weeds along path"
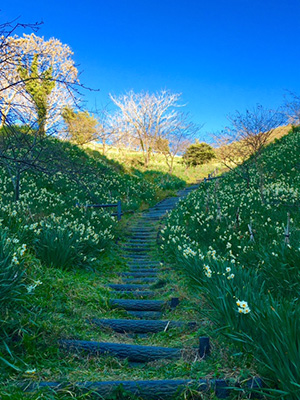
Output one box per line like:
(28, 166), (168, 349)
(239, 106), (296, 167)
(30, 184), (231, 399)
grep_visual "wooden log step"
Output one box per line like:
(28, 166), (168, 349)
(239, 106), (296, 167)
(108, 284), (151, 291)
(59, 340), (183, 362)
(128, 242), (154, 245)
(127, 262), (160, 266)
(127, 238), (154, 241)
(127, 268), (159, 272)
(127, 269), (159, 273)
(127, 259), (160, 267)
(124, 242), (152, 246)
(27, 379), (209, 399)
(124, 246), (154, 251)
(125, 243), (154, 246)
(121, 272), (158, 277)
(109, 299), (165, 311)
(89, 318), (196, 333)
(123, 247), (149, 251)
(129, 227), (154, 231)
(125, 260), (154, 263)
(109, 291), (156, 298)
(127, 311), (163, 319)
(25, 377), (263, 399)
(122, 277), (157, 283)
(128, 232), (155, 236)
(127, 254), (153, 258)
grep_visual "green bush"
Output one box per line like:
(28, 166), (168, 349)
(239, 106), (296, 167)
(34, 211), (114, 270)
(183, 142), (215, 167)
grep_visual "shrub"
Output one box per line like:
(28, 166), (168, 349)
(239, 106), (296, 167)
(183, 142), (215, 167)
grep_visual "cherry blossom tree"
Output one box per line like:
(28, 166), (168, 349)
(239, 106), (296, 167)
(110, 90), (182, 168)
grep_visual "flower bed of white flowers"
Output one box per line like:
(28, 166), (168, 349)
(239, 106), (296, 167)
(0, 141), (162, 270)
(0, 139), (174, 368)
(161, 128), (300, 399)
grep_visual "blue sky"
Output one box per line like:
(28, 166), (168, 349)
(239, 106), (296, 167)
(1, 0), (300, 139)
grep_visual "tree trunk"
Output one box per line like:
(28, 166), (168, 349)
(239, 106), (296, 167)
(13, 169), (21, 202)
(169, 156), (175, 174)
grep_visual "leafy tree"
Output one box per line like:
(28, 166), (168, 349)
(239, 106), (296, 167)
(183, 142), (215, 168)
(62, 107), (98, 145)
(18, 54), (55, 135)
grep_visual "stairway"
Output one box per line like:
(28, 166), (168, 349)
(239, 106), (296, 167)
(29, 185), (237, 399)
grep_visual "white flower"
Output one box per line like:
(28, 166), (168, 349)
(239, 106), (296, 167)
(24, 369), (36, 374)
(236, 299), (250, 314)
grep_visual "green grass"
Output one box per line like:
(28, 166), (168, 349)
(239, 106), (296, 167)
(0, 207), (259, 400)
(86, 142), (223, 184)
(161, 126), (300, 399)
(2, 129), (291, 399)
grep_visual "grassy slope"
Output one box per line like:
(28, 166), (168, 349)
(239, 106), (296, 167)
(1, 128), (295, 399)
(0, 138), (187, 395)
(0, 138), (256, 400)
(161, 127), (300, 399)
(1, 218), (255, 400)
(86, 142), (223, 184)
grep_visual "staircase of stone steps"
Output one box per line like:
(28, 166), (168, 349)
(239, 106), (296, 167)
(29, 185), (255, 399)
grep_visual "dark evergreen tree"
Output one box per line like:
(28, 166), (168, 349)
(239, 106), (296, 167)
(183, 142), (215, 167)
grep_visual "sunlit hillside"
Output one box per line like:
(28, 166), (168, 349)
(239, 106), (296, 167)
(161, 126), (300, 399)
(86, 142), (223, 183)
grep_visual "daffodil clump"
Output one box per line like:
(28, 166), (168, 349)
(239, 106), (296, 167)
(161, 127), (300, 399)
(0, 140), (162, 270)
(0, 138), (169, 372)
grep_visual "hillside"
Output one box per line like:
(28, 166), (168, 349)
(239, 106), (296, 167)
(86, 142), (222, 184)
(161, 126), (300, 399)
(87, 124), (292, 185)
(0, 137), (186, 380)
(1, 128), (299, 399)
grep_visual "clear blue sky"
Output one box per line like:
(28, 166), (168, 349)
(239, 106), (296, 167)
(1, 0), (300, 138)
